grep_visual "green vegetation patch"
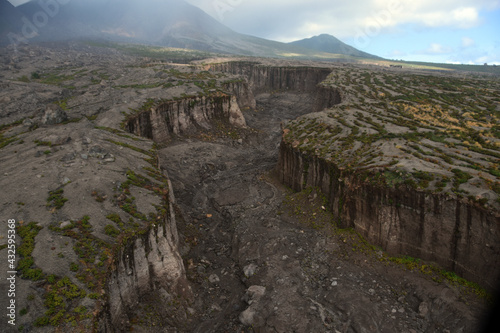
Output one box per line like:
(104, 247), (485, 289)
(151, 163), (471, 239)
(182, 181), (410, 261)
(46, 189), (68, 210)
(34, 140), (53, 147)
(38, 73), (75, 86)
(95, 126), (143, 141)
(0, 133), (19, 149)
(17, 75), (30, 83)
(285, 66), (500, 208)
(91, 190), (106, 203)
(50, 215), (111, 295)
(104, 224), (120, 238)
(283, 187), (491, 302)
(33, 277), (88, 328)
(386, 254), (490, 300)
(83, 41), (218, 63)
(17, 222), (44, 281)
(0, 119), (23, 150)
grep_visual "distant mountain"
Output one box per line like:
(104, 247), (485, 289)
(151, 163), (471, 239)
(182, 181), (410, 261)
(289, 34), (380, 59)
(0, 0), (23, 34)
(0, 0), (380, 61)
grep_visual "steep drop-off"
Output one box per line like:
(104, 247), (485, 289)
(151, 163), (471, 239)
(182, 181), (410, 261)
(123, 61), (342, 143)
(277, 141), (500, 290)
(125, 93), (246, 142)
(221, 80), (256, 110)
(105, 175), (191, 331)
(204, 61), (341, 110)
(313, 84), (343, 111)
(2, 43), (490, 333)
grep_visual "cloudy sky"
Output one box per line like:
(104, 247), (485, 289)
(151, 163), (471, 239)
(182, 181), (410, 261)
(8, 0), (500, 64)
(186, 0), (500, 65)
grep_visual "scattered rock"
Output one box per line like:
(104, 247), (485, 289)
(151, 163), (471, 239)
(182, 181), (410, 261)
(50, 135), (71, 145)
(104, 154), (116, 163)
(210, 304), (222, 312)
(22, 118), (34, 127)
(89, 145), (108, 159)
(42, 104), (68, 125)
(239, 285), (267, 326)
(239, 307), (263, 326)
(61, 153), (76, 162)
(239, 308), (256, 326)
(242, 285), (266, 304)
(208, 274), (220, 284)
(60, 221), (72, 229)
(243, 263), (258, 278)
(418, 302), (429, 318)
(159, 288), (172, 302)
(197, 265), (206, 274)
(0, 46), (489, 333)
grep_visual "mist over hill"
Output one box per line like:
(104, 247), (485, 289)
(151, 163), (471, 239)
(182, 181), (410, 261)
(0, 0), (23, 33)
(0, 0), (379, 60)
(289, 33), (380, 59)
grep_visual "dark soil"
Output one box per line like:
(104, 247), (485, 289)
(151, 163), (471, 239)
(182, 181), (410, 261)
(157, 92), (488, 333)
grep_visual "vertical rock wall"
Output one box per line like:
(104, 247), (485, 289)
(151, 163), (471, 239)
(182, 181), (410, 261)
(222, 80), (257, 110)
(207, 62), (334, 93)
(207, 61), (342, 112)
(105, 176), (191, 331)
(313, 84), (343, 112)
(277, 141), (500, 290)
(125, 93), (246, 142)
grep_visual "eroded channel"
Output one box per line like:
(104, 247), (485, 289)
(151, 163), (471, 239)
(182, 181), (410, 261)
(158, 92), (485, 332)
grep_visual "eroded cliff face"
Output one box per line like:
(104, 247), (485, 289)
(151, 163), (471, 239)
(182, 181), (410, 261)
(125, 93), (246, 142)
(105, 177), (191, 331)
(277, 141), (500, 290)
(222, 80), (256, 110)
(313, 84), (343, 112)
(205, 61), (340, 100)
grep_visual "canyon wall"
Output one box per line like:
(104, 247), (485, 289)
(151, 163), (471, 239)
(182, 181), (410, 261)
(313, 84), (343, 112)
(277, 141), (500, 290)
(105, 176), (191, 331)
(125, 93), (246, 142)
(207, 62), (332, 93)
(206, 61), (340, 110)
(222, 80), (257, 110)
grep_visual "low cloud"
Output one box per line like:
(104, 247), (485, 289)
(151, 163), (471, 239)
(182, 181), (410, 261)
(388, 49), (407, 58)
(419, 43), (454, 55)
(187, 0), (497, 41)
(7, 0), (30, 6)
(461, 37), (476, 48)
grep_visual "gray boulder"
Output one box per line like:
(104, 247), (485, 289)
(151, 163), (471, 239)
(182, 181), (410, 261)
(42, 104), (68, 125)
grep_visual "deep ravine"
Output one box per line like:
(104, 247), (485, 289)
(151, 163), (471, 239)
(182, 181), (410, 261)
(156, 92), (486, 333)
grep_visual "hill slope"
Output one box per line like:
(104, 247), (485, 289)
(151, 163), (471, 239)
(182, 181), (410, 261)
(0, 0), (23, 37)
(289, 34), (380, 59)
(1, 0), (379, 61)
